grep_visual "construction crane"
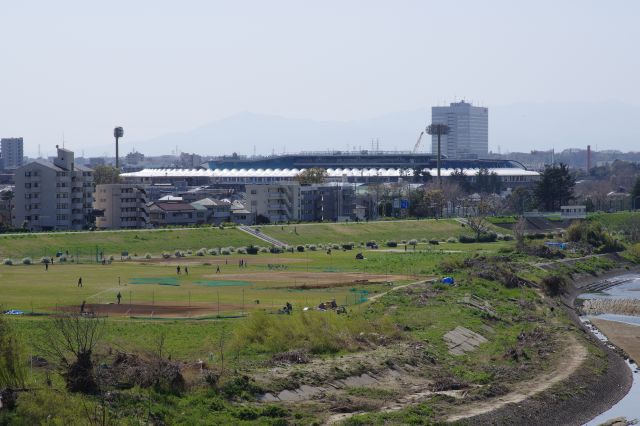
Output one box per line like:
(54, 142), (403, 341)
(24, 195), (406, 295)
(412, 131), (425, 153)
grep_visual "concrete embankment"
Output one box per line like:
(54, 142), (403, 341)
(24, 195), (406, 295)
(583, 298), (640, 316)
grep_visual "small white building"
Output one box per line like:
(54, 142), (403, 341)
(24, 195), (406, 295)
(561, 205), (586, 219)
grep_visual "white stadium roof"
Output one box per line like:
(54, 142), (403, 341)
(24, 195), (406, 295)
(121, 167), (539, 179)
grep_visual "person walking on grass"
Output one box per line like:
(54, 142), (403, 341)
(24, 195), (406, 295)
(185, 266), (189, 275)
(45, 262), (48, 271)
(116, 291), (122, 305)
(177, 265), (181, 275)
(216, 265), (221, 274)
(80, 300), (86, 314)
(77, 277), (83, 288)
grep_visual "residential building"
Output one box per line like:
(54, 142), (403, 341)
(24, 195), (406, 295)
(191, 198), (232, 224)
(13, 146), (94, 231)
(300, 183), (356, 222)
(230, 200), (255, 225)
(148, 200), (198, 227)
(431, 101), (488, 159)
(245, 183), (301, 223)
(93, 184), (150, 229)
(1, 137), (24, 170)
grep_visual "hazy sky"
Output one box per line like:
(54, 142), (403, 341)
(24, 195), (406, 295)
(2, 0), (639, 157)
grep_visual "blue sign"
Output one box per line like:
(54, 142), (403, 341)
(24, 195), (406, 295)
(400, 199), (409, 209)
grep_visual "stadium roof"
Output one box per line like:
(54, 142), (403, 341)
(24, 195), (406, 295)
(121, 167), (539, 179)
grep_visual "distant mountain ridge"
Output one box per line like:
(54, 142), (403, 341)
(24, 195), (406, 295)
(132, 102), (640, 156)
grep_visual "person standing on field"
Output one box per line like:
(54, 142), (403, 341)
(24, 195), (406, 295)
(77, 277), (83, 287)
(177, 265), (181, 275)
(116, 292), (122, 305)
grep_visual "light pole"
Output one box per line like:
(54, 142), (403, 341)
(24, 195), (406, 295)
(114, 127), (124, 169)
(427, 124), (449, 186)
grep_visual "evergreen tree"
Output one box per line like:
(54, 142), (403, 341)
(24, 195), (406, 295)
(534, 163), (575, 211)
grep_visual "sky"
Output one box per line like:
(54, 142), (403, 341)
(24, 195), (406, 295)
(2, 0), (639, 157)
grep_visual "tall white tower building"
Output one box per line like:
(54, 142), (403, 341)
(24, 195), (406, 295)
(1, 137), (24, 170)
(431, 101), (488, 158)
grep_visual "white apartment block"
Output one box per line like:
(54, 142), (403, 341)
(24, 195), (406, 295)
(431, 101), (488, 159)
(1, 137), (24, 170)
(94, 184), (150, 229)
(13, 147), (94, 231)
(245, 183), (301, 223)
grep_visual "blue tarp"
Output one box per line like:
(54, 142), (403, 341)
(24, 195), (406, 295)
(4, 310), (24, 315)
(441, 277), (455, 285)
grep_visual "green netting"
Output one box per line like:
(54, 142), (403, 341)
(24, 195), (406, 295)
(129, 277), (180, 286)
(193, 280), (252, 287)
(323, 268), (339, 272)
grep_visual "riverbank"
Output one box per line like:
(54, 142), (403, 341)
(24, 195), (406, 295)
(591, 319), (640, 365)
(460, 264), (637, 425)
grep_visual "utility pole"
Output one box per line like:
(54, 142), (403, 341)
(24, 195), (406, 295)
(427, 124), (449, 186)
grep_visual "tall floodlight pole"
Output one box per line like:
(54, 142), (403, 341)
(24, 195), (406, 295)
(427, 124), (449, 186)
(114, 127), (124, 169)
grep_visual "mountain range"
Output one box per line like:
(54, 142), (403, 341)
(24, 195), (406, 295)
(129, 101), (640, 157)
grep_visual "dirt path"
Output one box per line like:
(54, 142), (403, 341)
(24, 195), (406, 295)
(367, 279), (434, 303)
(446, 333), (588, 422)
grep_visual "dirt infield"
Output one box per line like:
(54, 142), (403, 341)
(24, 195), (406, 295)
(203, 271), (410, 287)
(57, 302), (241, 317)
(141, 257), (310, 266)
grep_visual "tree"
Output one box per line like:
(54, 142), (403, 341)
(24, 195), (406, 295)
(507, 187), (532, 215)
(534, 163), (575, 211)
(450, 169), (472, 193)
(93, 165), (121, 185)
(37, 315), (105, 394)
(632, 176), (640, 209)
(0, 314), (27, 390)
(423, 188), (445, 218)
(466, 200), (490, 240)
(294, 168), (328, 185)
(411, 167), (432, 183)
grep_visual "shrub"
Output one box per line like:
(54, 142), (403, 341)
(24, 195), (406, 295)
(401, 240), (407, 244)
(220, 248), (231, 255)
(259, 247), (269, 253)
(109, 255), (115, 261)
(341, 243), (354, 250)
(408, 239), (418, 246)
(477, 232), (497, 243)
(309, 244), (317, 251)
(228, 246), (236, 253)
(542, 274), (566, 297)
(420, 238), (428, 243)
(236, 247), (247, 254)
(196, 248), (207, 256)
(502, 234), (514, 241)
(208, 248), (219, 255)
(21, 257), (32, 265)
(429, 239), (439, 245)
(3, 258), (13, 265)
(174, 250), (184, 257)
(246, 245), (259, 255)
(440, 257), (463, 273)
(269, 247), (283, 254)
(386, 240), (398, 247)
(162, 252), (171, 259)
(296, 245), (305, 252)
(58, 255), (67, 262)
(446, 237), (458, 243)
(331, 243), (340, 250)
(143, 253), (152, 259)
(40, 257), (50, 264)
(459, 235), (476, 243)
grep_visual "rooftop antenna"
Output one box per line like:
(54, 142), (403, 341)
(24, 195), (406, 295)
(376, 138), (380, 151)
(62, 131), (65, 149)
(38, 144), (41, 158)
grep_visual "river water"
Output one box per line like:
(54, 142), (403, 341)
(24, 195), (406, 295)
(580, 274), (640, 425)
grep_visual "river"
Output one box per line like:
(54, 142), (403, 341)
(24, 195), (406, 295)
(580, 274), (640, 425)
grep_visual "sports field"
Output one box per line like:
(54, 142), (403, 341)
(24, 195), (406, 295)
(254, 218), (474, 245)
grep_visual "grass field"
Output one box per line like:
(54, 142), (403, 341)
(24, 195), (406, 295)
(590, 211), (640, 234)
(0, 227), (261, 260)
(254, 219), (476, 245)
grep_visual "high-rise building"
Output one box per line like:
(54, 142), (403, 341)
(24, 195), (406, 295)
(431, 101), (488, 159)
(13, 146), (94, 231)
(1, 137), (24, 170)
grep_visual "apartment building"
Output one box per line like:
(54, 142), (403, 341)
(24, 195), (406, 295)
(1, 137), (24, 170)
(13, 147), (94, 231)
(245, 183), (301, 223)
(93, 184), (150, 229)
(300, 183), (356, 222)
